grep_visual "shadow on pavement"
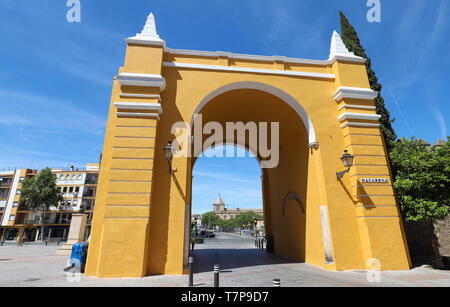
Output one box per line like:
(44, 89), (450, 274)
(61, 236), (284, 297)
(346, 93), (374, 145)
(191, 248), (301, 273)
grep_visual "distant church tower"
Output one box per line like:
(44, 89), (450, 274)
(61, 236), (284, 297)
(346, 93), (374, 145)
(213, 194), (225, 213)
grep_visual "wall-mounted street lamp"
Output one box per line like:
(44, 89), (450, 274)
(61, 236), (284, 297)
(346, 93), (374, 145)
(336, 150), (354, 180)
(163, 141), (174, 174)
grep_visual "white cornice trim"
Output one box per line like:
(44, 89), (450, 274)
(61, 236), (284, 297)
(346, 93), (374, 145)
(114, 102), (163, 114)
(120, 93), (161, 101)
(165, 48), (330, 66)
(334, 86), (378, 102)
(338, 104), (377, 111)
(116, 73), (166, 91)
(328, 54), (366, 64)
(116, 112), (160, 120)
(341, 122), (381, 128)
(164, 47), (365, 65)
(163, 62), (335, 79)
(338, 112), (381, 122)
(126, 37), (166, 47)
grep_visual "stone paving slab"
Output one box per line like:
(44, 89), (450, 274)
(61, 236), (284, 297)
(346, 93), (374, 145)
(0, 232), (449, 287)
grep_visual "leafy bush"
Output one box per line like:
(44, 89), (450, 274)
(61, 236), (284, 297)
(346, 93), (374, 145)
(390, 138), (449, 222)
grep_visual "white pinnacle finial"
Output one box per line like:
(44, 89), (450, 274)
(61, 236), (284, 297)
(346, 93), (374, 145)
(138, 12), (160, 39)
(127, 12), (164, 45)
(329, 30), (363, 62)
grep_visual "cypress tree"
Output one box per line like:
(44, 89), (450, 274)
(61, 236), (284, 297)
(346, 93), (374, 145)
(339, 11), (397, 150)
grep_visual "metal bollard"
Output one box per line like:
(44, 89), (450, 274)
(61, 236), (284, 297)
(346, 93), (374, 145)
(214, 264), (220, 287)
(189, 256), (194, 287)
(273, 279), (281, 287)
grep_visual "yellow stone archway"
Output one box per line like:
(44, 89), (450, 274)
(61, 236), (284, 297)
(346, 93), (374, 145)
(85, 13), (411, 278)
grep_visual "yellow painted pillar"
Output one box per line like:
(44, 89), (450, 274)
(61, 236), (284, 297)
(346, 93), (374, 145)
(331, 57), (411, 270)
(85, 13), (166, 278)
(17, 227), (24, 243)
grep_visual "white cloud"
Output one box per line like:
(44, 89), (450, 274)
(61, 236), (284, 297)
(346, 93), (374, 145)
(194, 170), (260, 185)
(430, 106), (448, 139)
(395, 0), (427, 36)
(0, 88), (106, 136)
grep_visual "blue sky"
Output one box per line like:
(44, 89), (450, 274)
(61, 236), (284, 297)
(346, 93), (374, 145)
(0, 0), (448, 212)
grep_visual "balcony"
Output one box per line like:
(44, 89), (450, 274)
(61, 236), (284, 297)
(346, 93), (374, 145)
(83, 190), (96, 198)
(85, 178), (98, 185)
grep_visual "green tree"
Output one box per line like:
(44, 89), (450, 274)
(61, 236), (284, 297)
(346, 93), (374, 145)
(20, 168), (64, 241)
(390, 138), (450, 222)
(201, 211), (221, 228)
(235, 211), (263, 228)
(339, 11), (397, 151)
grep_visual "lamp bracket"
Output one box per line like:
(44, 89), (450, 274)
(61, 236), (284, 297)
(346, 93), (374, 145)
(336, 168), (350, 180)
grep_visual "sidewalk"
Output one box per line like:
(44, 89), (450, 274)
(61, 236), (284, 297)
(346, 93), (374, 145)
(0, 234), (450, 287)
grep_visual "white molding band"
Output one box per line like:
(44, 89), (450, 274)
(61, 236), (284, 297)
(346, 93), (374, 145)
(334, 86), (378, 102)
(165, 48), (331, 66)
(116, 73), (166, 91)
(126, 37), (165, 47)
(191, 81), (317, 144)
(114, 102), (163, 114)
(163, 62), (335, 80)
(338, 104), (376, 111)
(120, 93), (161, 101)
(116, 112), (160, 120)
(164, 48), (365, 66)
(328, 54), (366, 64)
(341, 122), (381, 128)
(338, 112), (381, 122)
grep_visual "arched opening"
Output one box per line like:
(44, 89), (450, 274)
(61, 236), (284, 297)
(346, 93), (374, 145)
(185, 85), (310, 269)
(191, 145), (273, 272)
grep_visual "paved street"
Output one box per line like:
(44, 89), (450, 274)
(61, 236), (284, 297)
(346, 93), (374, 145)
(0, 232), (450, 287)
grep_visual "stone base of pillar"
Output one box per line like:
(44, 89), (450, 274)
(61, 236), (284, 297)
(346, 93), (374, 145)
(55, 243), (75, 256)
(55, 214), (87, 256)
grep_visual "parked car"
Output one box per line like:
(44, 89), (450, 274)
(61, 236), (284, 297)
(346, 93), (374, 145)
(206, 231), (215, 238)
(198, 230), (207, 238)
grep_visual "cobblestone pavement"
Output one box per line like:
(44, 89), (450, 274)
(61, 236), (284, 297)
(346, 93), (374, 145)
(0, 233), (449, 287)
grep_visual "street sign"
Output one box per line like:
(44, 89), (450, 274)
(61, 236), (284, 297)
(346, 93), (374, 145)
(361, 178), (388, 183)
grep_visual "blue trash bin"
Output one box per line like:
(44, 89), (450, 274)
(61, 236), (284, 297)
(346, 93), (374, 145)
(70, 242), (88, 272)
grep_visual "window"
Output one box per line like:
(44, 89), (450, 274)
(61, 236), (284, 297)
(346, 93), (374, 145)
(69, 187), (74, 193)
(19, 177), (24, 182)
(0, 188), (9, 199)
(60, 174), (64, 180)
(16, 190), (21, 195)
(75, 187), (80, 193)
(72, 174), (75, 180)
(9, 215), (15, 221)
(78, 174), (82, 180)
(62, 187), (67, 193)
(66, 174), (70, 180)
(1, 177), (12, 184)
(13, 202), (18, 207)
